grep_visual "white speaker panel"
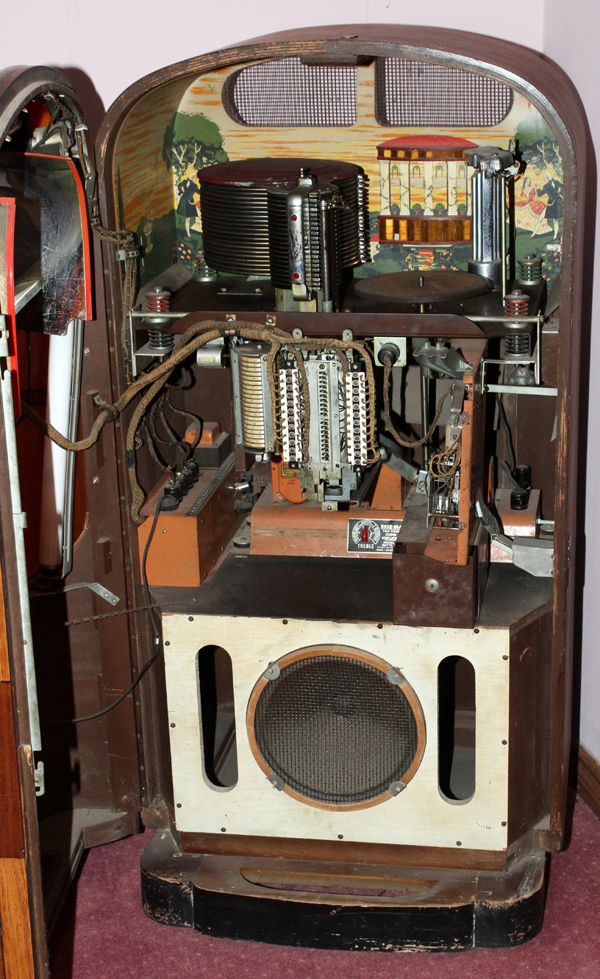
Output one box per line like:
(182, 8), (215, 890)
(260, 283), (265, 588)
(162, 615), (510, 851)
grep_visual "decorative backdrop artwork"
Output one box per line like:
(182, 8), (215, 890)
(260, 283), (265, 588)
(112, 62), (564, 286)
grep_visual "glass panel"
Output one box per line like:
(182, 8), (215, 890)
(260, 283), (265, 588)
(0, 151), (91, 335)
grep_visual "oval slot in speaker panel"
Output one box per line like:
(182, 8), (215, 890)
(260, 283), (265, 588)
(438, 656), (476, 803)
(197, 645), (238, 788)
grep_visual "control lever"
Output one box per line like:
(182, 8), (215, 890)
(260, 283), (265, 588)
(476, 491), (553, 577)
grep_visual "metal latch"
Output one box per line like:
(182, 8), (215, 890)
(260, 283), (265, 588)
(0, 315), (8, 358)
(34, 760), (45, 797)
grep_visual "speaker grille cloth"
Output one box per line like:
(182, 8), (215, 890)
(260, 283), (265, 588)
(253, 655), (418, 805)
(376, 58), (512, 127)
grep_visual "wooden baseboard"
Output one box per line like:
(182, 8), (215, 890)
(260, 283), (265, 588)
(574, 742), (600, 820)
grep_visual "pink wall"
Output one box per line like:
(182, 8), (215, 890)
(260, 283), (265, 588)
(0, 2), (544, 111)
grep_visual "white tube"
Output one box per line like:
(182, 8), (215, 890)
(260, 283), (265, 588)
(1, 367), (41, 750)
(39, 326), (75, 570)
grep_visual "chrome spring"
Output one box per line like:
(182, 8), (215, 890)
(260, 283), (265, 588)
(517, 253), (542, 283)
(504, 289), (530, 317)
(504, 333), (530, 357)
(148, 329), (174, 352)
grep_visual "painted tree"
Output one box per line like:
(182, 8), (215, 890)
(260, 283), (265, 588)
(162, 111), (228, 181)
(513, 113), (562, 176)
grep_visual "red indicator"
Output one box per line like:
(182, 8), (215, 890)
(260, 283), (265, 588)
(361, 526), (370, 543)
(293, 272), (300, 279)
(291, 214), (297, 221)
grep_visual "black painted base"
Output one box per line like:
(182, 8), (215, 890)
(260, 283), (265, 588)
(141, 829), (546, 951)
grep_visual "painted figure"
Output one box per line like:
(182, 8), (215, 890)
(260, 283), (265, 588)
(531, 171), (563, 239)
(515, 175), (546, 219)
(177, 166), (200, 237)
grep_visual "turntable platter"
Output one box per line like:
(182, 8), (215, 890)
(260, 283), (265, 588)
(354, 271), (491, 304)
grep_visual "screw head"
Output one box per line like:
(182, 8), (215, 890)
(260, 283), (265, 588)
(425, 578), (440, 594)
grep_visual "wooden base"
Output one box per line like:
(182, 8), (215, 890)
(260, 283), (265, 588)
(141, 828), (546, 951)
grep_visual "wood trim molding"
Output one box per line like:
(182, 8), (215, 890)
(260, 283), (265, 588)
(0, 859), (35, 979)
(179, 831), (507, 872)
(574, 742), (600, 821)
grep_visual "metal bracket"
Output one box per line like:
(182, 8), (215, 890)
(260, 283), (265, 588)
(63, 582), (120, 606)
(263, 663), (281, 681)
(268, 774), (284, 790)
(414, 342), (472, 379)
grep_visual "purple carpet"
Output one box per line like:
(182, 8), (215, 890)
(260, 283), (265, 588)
(50, 794), (600, 978)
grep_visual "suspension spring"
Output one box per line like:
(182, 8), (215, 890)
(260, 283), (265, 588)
(504, 333), (530, 357)
(517, 253), (542, 283)
(504, 289), (530, 317)
(146, 287), (174, 353)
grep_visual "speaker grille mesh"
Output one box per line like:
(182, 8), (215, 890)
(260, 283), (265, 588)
(253, 654), (419, 806)
(376, 58), (512, 127)
(223, 57), (357, 127)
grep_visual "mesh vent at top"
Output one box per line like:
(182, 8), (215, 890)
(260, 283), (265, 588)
(223, 57), (357, 127)
(252, 654), (419, 806)
(376, 58), (512, 127)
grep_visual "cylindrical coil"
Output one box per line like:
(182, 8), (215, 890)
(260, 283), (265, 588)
(238, 344), (269, 450)
(504, 289), (529, 317)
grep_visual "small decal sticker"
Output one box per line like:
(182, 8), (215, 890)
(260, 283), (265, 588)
(347, 518), (403, 554)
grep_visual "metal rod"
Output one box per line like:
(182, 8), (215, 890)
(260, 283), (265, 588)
(501, 174), (507, 301)
(420, 368), (430, 467)
(486, 384), (557, 396)
(130, 310), (189, 319)
(319, 198), (333, 313)
(466, 315), (543, 323)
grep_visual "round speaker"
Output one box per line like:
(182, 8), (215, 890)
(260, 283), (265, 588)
(247, 645), (426, 811)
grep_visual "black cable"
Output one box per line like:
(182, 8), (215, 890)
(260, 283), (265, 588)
(71, 497), (163, 723)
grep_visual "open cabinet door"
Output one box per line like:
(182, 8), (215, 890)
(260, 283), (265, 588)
(0, 66), (143, 978)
